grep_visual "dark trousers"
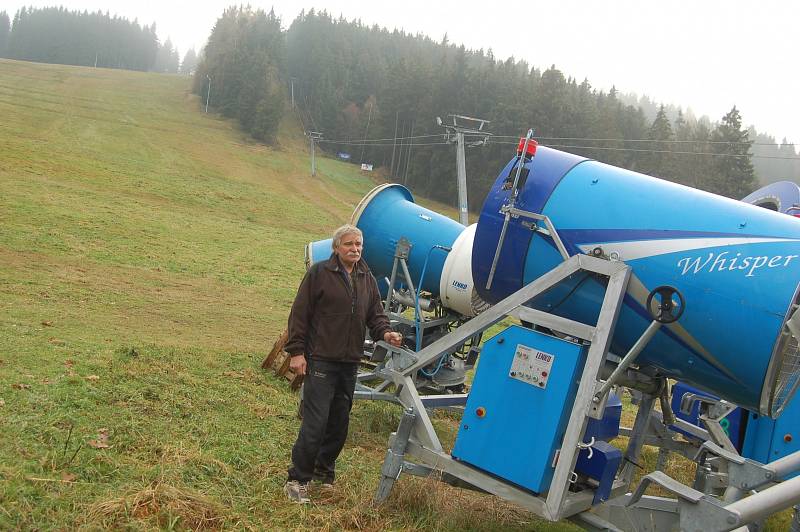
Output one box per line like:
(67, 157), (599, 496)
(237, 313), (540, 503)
(288, 358), (358, 483)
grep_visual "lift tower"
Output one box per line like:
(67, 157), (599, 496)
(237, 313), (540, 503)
(308, 131), (323, 176)
(438, 114), (492, 225)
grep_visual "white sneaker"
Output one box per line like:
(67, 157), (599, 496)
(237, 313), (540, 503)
(284, 480), (310, 504)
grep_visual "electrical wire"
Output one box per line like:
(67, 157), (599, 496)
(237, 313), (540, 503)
(317, 135), (800, 160)
(337, 132), (444, 143)
(319, 139), (450, 147)
(485, 140), (800, 160)
(473, 134), (796, 147)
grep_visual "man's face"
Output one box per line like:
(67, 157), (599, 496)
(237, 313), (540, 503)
(335, 233), (363, 269)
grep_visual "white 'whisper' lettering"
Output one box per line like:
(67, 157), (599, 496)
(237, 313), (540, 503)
(677, 252), (797, 277)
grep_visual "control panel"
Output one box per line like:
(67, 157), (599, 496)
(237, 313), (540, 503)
(452, 325), (587, 493)
(509, 344), (554, 388)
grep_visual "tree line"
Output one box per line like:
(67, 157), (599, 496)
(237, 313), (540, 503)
(623, 93), (800, 188)
(270, 10), (780, 204)
(0, 7), (198, 74)
(192, 7), (285, 143)
(3, 6), (795, 202)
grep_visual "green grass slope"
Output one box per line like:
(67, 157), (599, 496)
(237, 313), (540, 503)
(0, 59), (576, 531)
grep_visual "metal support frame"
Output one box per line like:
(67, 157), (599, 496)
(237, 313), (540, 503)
(354, 237), (474, 404)
(374, 254), (633, 522)
(370, 247), (800, 528)
(590, 494), (680, 531)
(686, 395), (739, 455)
(506, 206), (571, 262)
(380, 237), (455, 352)
(629, 469), (800, 532)
(487, 206), (569, 290)
(375, 408), (416, 502)
(361, 211), (800, 530)
(599, 396), (800, 532)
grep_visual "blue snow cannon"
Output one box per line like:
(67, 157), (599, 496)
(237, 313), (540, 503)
(472, 146), (800, 417)
(304, 238), (333, 269)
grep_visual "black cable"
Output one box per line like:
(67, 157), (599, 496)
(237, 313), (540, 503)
(548, 273), (592, 312)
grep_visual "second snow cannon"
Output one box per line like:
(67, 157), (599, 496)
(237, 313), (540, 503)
(351, 183), (485, 318)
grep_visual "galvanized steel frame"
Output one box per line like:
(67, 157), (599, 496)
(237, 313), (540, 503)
(375, 253), (632, 521)
(371, 253), (800, 529)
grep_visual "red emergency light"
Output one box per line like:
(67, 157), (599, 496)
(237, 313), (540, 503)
(517, 137), (538, 158)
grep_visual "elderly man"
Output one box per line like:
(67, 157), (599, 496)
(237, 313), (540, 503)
(283, 224), (402, 503)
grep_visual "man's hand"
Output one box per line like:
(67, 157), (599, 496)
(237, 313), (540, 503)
(289, 354), (307, 376)
(383, 331), (403, 347)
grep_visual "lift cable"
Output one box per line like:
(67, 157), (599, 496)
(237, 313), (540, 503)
(475, 134), (797, 147)
(317, 137), (800, 160)
(485, 140), (800, 160)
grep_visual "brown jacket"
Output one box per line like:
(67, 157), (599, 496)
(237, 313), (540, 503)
(285, 254), (391, 363)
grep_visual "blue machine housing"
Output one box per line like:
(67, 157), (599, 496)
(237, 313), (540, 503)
(666, 181), (800, 465)
(452, 326), (586, 494)
(575, 441), (622, 505)
(351, 184), (465, 297)
(473, 147), (800, 416)
(305, 238), (333, 269)
(742, 393), (800, 474)
(585, 392), (622, 442)
(741, 180), (800, 215)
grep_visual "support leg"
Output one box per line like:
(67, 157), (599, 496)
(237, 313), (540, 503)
(620, 394), (656, 485)
(375, 408), (416, 503)
(656, 447), (670, 472)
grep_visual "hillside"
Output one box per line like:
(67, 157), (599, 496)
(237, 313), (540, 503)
(0, 58), (569, 530)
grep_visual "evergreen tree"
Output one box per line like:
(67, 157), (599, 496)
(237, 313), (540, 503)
(750, 130), (800, 185)
(641, 105), (675, 178)
(5, 7), (159, 71)
(671, 109), (696, 185)
(186, 9), (779, 200)
(0, 11), (9, 57)
(180, 48), (197, 75)
(154, 37), (179, 73)
(194, 6), (285, 144)
(684, 118), (713, 190)
(707, 106), (758, 198)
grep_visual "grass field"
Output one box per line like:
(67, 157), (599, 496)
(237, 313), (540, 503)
(0, 58), (582, 531)
(1, 58), (791, 531)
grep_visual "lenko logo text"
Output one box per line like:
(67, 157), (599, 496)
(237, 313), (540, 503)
(677, 251), (798, 278)
(451, 280), (468, 291)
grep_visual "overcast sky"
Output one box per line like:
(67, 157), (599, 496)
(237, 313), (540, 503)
(6, 0), (798, 145)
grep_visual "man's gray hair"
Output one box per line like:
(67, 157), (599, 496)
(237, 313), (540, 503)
(331, 224), (363, 250)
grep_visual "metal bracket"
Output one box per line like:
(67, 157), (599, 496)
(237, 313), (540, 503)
(628, 471), (741, 532)
(629, 471), (705, 506)
(697, 441), (776, 491)
(681, 394), (739, 454)
(382, 345), (418, 372)
(629, 470), (800, 531)
(593, 320), (662, 411)
(504, 206), (570, 262)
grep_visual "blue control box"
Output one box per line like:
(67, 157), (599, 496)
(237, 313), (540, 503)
(742, 391), (800, 477)
(452, 325), (587, 494)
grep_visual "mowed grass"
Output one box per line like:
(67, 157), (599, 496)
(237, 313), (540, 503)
(0, 58), (581, 530)
(1, 58), (793, 532)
